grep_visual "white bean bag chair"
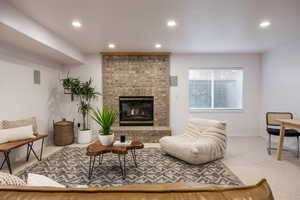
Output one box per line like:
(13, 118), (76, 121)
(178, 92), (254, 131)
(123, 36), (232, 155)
(159, 119), (227, 164)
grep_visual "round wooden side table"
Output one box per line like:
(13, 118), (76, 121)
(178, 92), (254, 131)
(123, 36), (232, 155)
(86, 140), (144, 179)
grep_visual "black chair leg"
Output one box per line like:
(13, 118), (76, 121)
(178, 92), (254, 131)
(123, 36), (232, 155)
(267, 135), (272, 155)
(297, 136), (299, 158)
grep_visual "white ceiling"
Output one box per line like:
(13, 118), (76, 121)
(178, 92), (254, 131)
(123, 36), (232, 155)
(9, 0), (300, 54)
(0, 24), (80, 65)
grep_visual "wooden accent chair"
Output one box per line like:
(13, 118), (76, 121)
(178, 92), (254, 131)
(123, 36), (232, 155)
(266, 112), (300, 157)
(0, 118), (47, 174)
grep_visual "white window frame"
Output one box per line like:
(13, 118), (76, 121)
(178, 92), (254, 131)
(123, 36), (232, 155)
(188, 68), (244, 112)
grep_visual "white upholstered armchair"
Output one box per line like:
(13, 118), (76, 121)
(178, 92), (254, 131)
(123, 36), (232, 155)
(159, 119), (227, 164)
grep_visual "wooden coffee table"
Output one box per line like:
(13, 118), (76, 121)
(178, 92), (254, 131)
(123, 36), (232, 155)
(86, 140), (144, 179)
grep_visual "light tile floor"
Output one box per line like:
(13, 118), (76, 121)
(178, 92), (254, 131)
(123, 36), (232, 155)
(224, 137), (300, 200)
(4, 137), (300, 200)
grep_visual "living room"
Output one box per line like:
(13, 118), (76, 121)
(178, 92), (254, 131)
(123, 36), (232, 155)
(0, 0), (300, 199)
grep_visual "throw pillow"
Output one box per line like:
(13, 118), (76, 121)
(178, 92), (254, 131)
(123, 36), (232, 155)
(0, 125), (36, 144)
(2, 117), (38, 134)
(0, 172), (26, 186)
(27, 173), (65, 188)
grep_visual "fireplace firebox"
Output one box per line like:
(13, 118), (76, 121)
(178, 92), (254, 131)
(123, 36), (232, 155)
(119, 96), (154, 126)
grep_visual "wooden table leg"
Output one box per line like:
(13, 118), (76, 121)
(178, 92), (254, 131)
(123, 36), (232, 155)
(123, 154), (126, 178)
(130, 148), (138, 167)
(6, 152), (12, 174)
(88, 156), (96, 179)
(277, 124), (286, 160)
(99, 154), (103, 165)
(1, 152), (12, 174)
(27, 142), (41, 161)
(40, 138), (45, 161)
(0, 153), (7, 170)
(118, 154), (124, 177)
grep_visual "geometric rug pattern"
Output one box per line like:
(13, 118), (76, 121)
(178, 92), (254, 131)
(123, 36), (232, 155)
(18, 147), (243, 187)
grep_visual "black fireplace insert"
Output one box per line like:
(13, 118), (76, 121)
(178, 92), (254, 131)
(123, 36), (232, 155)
(119, 96), (154, 126)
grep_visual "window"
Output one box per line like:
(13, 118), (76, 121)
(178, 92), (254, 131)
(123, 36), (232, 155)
(189, 69), (243, 110)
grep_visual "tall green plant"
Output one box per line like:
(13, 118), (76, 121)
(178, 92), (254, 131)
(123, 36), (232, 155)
(61, 76), (100, 130)
(90, 107), (118, 135)
(77, 79), (100, 130)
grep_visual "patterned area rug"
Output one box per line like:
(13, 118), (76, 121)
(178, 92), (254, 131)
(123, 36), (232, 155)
(18, 147), (242, 187)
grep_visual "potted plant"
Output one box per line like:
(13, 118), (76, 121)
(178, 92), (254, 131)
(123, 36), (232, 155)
(90, 107), (118, 146)
(62, 75), (80, 101)
(61, 76), (100, 144)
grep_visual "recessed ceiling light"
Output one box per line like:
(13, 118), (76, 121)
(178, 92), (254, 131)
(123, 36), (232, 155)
(155, 43), (162, 49)
(108, 43), (115, 49)
(259, 21), (271, 28)
(167, 20), (177, 27)
(72, 20), (82, 28)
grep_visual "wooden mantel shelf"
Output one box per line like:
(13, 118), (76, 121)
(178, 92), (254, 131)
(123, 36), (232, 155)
(100, 52), (171, 56)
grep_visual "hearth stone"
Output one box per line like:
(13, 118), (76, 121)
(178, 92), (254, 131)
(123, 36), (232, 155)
(112, 126), (171, 143)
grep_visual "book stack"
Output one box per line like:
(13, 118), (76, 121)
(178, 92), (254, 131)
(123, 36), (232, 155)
(113, 140), (132, 147)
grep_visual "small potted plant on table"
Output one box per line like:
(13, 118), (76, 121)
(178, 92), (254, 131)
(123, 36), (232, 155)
(90, 107), (118, 146)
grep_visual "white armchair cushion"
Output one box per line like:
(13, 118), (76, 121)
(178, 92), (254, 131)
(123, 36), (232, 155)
(0, 125), (36, 144)
(160, 135), (201, 163)
(160, 119), (227, 164)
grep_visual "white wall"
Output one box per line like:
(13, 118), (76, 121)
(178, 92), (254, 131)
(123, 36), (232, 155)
(261, 40), (300, 147)
(0, 44), (63, 162)
(170, 53), (262, 136)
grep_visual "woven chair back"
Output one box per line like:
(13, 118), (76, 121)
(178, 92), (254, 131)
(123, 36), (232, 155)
(266, 112), (293, 126)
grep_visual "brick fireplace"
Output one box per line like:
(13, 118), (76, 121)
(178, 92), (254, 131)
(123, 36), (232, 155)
(102, 53), (171, 142)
